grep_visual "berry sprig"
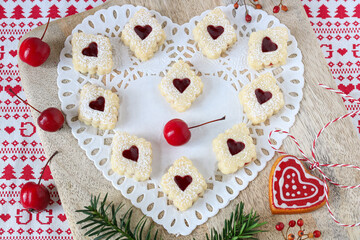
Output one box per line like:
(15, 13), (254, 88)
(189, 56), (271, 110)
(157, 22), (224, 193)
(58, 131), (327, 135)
(233, 0), (263, 23)
(275, 218), (322, 240)
(273, 0), (288, 13)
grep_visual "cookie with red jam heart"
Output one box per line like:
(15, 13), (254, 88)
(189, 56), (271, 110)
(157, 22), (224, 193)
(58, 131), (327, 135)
(193, 8), (237, 59)
(212, 123), (256, 174)
(269, 155), (328, 214)
(159, 60), (203, 112)
(160, 157), (207, 211)
(72, 32), (113, 75)
(78, 83), (120, 130)
(247, 27), (288, 70)
(111, 131), (152, 181)
(239, 72), (284, 125)
(121, 8), (166, 61)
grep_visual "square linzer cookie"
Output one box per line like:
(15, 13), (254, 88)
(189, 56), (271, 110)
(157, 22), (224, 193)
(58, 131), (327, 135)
(239, 72), (284, 125)
(193, 8), (237, 59)
(247, 27), (288, 70)
(159, 60), (203, 112)
(78, 83), (120, 130)
(111, 132), (152, 181)
(213, 123), (256, 174)
(72, 32), (113, 75)
(121, 8), (166, 61)
(160, 157), (207, 211)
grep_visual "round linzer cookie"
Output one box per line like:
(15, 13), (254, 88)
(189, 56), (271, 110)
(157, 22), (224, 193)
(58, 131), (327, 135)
(269, 155), (328, 214)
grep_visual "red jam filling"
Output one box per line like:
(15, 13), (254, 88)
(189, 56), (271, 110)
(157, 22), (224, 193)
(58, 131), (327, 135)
(82, 42), (98, 57)
(134, 25), (152, 40)
(174, 175), (192, 191)
(122, 145), (139, 162)
(89, 96), (105, 111)
(207, 25), (224, 40)
(261, 37), (278, 52)
(255, 88), (272, 104)
(227, 139), (245, 156)
(173, 78), (191, 93)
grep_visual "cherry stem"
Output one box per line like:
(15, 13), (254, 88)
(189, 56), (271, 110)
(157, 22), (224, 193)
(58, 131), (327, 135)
(188, 116), (226, 129)
(40, 17), (51, 41)
(38, 151), (59, 185)
(281, 230), (286, 240)
(8, 88), (41, 113)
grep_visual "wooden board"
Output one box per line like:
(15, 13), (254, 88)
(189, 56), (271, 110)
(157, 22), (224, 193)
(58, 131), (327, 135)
(18, 0), (360, 239)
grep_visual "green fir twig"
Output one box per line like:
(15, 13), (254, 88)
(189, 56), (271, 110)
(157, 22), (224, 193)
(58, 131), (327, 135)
(76, 194), (266, 240)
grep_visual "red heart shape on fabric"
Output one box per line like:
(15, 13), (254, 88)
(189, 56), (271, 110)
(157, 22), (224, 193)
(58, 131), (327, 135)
(207, 25), (224, 40)
(89, 96), (105, 112)
(5, 85), (22, 97)
(173, 78), (191, 93)
(262, 36), (278, 52)
(0, 214), (11, 222)
(134, 25), (152, 40)
(337, 48), (347, 56)
(58, 214), (67, 222)
(0, 85), (3, 92)
(338, 84), (354, 95)
(269, 155), (327, 214)
(4, 126), (15, 134)
(122, 145), (139, 162)
(174, 175), (192, 191)
(9, 50), (17, 57)
(255, 88), (272, 104)
(82, 42), (98, 57)
(227, 139), (245, 156)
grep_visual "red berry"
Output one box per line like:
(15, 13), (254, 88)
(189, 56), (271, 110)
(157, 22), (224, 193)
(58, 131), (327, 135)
(313, 230), (321, 238)
(234, 2), (239, 9)
(275, 222), (284, 231)
(20, 182), (50, 212)
(163, 119), (191, 146)
(37, 107), (65, 132)
(245, 14), (252, 23)
(281, 5), (288, 12)
(273, 5), (280, 13)
(255, 4), (262, 9)
(298, 230), (304, 237)
(297, 218), (304, 227)
(19, 18), (51, 67)
(289, 220), (296, 227)
(287, 234), (295, 240)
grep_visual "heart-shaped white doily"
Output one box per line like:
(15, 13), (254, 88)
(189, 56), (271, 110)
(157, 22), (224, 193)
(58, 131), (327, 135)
(57, 4), (304, 235)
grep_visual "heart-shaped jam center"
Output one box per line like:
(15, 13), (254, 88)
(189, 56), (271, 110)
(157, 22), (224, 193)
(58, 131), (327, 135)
(89, 96), (105, 111)
(173, 78), (191, 93)
(134, 25), (152, 40)
(255, 88), (272, 104)
(207, 25), (224, 40)
(227, 139), (245, 156)
(122, 145), (139, 162)
(82, 42), (98, 57)
(261, 37), (278, 53)
(174, 175), (192, 191)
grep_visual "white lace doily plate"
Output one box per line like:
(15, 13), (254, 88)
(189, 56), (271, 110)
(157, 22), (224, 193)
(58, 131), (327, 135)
(57, 4), (304, 235)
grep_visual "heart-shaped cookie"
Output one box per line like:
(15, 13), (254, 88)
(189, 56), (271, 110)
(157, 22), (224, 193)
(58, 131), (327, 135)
(134, 25), (152, 40)
(82, 42), (98, 57)
(122, 145), (139, 162)
(173, 78), (191, 93)
(261, 36), (278, 52)
(255, 88), (272, 104)
(207, 25), (224, 40)
(89, 96), (105, 111)
(269, 155), (327, 214)
(226, 139), (245, 156)
(174, 175), (193, 191)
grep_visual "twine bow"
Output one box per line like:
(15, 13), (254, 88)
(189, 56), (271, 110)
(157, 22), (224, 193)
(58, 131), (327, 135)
(268, 84), (360, 227)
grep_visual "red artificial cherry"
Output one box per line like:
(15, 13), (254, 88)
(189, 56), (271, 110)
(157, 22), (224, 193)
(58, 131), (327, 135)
(255, 4), (262, 9)
(245, 14), (252, 23)
(275, 222), (284, 231)
(163, 116), (226, 146)
(313, 230), (321, 238)
(298, 230), (304, 237)
(273, 5), (280, 13)
(234, 1), (239, 9)
(289, 220), (296, 227)
(19, 18), (51, 67)
(9, 88), (64, 132)
(20, 151), (58, 212)
(287, 234), (295, 240)
(297, 218), (304, 227)
(281, 5), (288, 12)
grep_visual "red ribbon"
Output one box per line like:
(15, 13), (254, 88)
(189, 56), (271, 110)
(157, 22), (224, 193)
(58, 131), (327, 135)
(268, 84), (360, 227)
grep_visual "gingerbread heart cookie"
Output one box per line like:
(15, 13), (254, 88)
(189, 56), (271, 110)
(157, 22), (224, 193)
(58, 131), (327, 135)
(269, 155), (328, 214)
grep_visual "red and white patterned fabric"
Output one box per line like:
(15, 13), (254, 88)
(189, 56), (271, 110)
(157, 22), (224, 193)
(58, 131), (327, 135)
(0, 0), (359, 238)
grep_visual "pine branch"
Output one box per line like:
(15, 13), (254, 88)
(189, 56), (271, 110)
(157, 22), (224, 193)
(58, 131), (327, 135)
(77, 194), (266, 240)
(205, 202), (267, 240)
(76, 194), (159, 240)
